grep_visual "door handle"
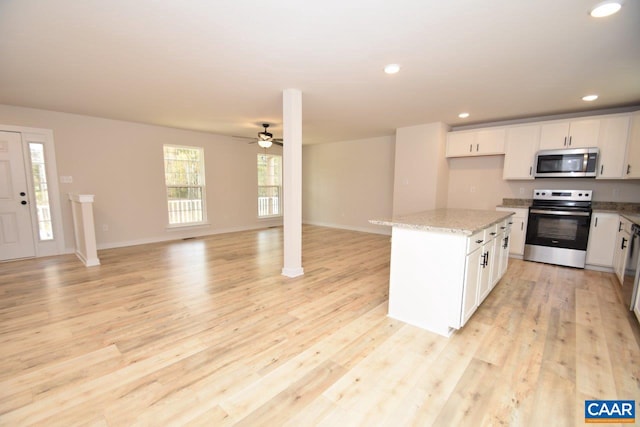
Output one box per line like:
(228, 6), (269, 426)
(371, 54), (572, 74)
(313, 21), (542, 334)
(622, 237), (627, 250)
(19, 192), (26, 196)
(21, 200), (27, 205)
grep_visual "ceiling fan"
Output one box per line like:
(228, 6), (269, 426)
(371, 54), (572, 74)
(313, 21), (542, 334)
(253, 124), (283, 148)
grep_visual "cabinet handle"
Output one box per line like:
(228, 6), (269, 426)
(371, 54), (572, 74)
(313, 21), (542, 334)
(628, 164), (632, 175)
(563, 136), (567, 146)
(500, 226), (506, 229)
(595, 217), (598, 227)
(476, 143), (479, 152)
(490, 232), (497, 236)
(568, 136), (572, 146)
(529, 166), (532, 176)
(600, 165), (604, 175)
(521, 222), (524, 231)
(621, 237), (628, 250)
(476, 239), (484, 244)
(503, 236), (509, 249)
(508, 221), (513, 225)
(469, 144), (472, 153)
(619, 221), (623, 232)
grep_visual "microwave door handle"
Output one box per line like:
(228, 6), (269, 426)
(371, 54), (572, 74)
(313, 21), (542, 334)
(583, 153), (588, 172)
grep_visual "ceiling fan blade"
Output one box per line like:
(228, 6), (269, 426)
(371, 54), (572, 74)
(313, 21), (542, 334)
(272, 141), (283, 147)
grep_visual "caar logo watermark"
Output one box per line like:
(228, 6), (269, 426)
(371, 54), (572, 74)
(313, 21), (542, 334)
(585, 400), (635, 423)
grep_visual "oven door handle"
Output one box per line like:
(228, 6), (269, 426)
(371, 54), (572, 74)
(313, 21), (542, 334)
(529, 209), (591, 217)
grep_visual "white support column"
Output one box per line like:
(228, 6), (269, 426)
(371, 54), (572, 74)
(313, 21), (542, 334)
(69, 193), (100, 267)
(281, 88), (304, 278)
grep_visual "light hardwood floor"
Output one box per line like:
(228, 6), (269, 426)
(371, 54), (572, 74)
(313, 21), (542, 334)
(1, 225), (639, 426)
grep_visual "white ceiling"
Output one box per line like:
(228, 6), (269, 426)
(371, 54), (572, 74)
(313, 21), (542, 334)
(1, 0), (639, 144)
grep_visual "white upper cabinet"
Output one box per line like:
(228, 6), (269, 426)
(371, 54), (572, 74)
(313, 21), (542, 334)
(446, 128), (505, 158)
(625, 111), (640, 179)
(597, 115), (630, 179)
(446, 131), (476, 157)
(502, 125), (540, 180)
(538, 119), (600, 150)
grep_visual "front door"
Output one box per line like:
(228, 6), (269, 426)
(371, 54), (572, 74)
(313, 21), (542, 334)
(0, 131), (35, 260)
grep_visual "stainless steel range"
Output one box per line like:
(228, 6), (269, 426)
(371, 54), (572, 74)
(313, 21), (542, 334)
(524, 189), (592, 268)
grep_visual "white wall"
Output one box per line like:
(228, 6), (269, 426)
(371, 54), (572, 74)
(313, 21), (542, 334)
(302, 136), (395, 234)
(446, 155), (640, 209)
(0, 104), (282, 251)
(392, 122), (449, 216)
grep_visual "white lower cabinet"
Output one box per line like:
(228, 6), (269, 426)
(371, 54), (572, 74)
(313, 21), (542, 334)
(497, 220), (511, 279)
(388, 216), (512, 337)
(586, 212), (619, 268)
(613, 217), (632, 285)
(461, 241), (482, 326)
(496, 207), (528, 256)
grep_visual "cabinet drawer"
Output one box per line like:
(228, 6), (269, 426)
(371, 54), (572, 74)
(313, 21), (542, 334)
(497, 219), (510, 233)
(467, 229), (485, 254)
(484, 223), (499, 241)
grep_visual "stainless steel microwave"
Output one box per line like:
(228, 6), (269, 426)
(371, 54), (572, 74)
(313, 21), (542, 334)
(534, 147), (599, 178)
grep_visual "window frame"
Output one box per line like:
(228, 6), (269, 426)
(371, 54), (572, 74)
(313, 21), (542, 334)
(163, 144), (207, 227)
(257, 153), (282, 219)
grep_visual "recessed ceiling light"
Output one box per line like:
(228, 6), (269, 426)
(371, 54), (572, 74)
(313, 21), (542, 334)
(384, 64), (400, 74)
(582, 94), (599, 101)
(590, 1), (622, 17)
(458, 112), (470, 119)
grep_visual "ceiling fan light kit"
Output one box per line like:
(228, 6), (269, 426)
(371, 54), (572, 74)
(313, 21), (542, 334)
(258, 139), (273, 148)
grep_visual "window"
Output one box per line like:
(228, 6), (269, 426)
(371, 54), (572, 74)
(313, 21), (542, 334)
(29, 143), (54, 240)
(163, 145), (206, 226)
(257, 153), (282, 217)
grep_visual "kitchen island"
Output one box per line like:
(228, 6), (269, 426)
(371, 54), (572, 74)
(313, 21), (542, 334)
(371, 209), (514, 337)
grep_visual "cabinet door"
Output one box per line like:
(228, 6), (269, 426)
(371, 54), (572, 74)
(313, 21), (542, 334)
(446, 132), (476, 157)
(503, 125), (540, 179)
(476, 128), (506, 155)
(499, 230), (510, 278)
(585, 213), (618, 267)
(597, 116), (630, 179)
(461, 248), (482, 326)
(489, 235), (501, 288)
(567, 119), (600, 148)
(478, 241), (493, 303)
(539, 122), (570, 150)
(509, 215), (527, 256)
(613, 221), (631, 285)
(625, 111), (640, 179)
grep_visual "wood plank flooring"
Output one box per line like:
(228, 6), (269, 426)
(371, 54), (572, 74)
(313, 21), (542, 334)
(1, 225), (639, 426)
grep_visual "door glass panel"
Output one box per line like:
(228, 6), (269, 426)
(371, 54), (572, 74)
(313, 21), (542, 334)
(29, 143), (53, 241)
(537, 217), (578, 240)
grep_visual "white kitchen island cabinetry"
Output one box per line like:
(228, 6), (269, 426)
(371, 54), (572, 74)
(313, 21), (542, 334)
(496, 207), (528, 256)
(370, 209), (513, 337)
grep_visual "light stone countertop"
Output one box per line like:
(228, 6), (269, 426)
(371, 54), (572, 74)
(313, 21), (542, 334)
(369, 209), (514, 236)
(621, 213), (640, 227)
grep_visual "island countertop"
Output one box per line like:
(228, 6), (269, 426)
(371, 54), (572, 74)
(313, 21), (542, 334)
(370, 208), (515, 236)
